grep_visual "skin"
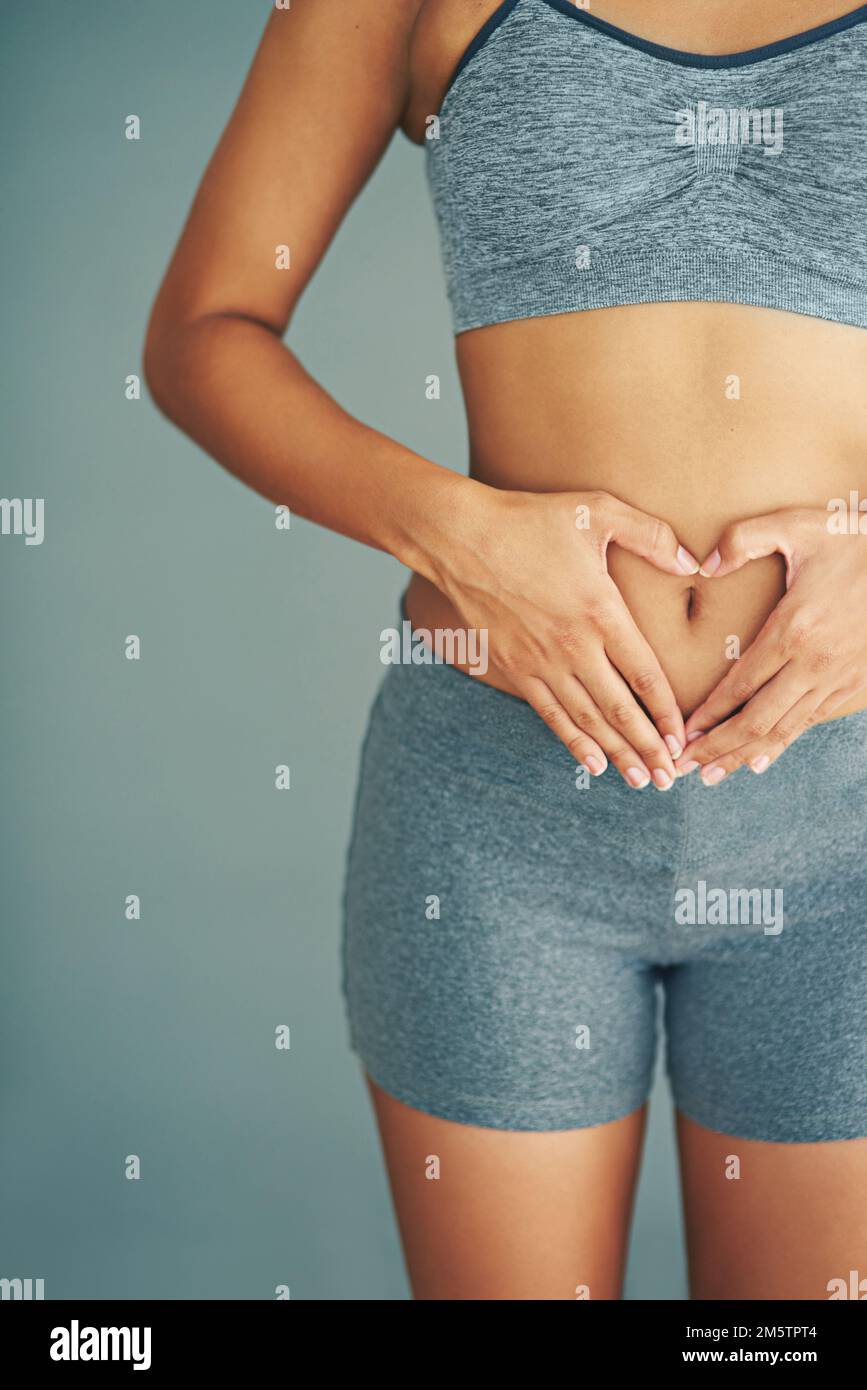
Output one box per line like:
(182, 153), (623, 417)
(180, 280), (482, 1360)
(676, 1113), (867, 1300)
(144, 0), (867, 1299)
(367, 1080), (647, 1300)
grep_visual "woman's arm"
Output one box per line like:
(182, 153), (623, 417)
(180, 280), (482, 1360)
(143, 0), (696, 787)
(143, 0), (467, 583)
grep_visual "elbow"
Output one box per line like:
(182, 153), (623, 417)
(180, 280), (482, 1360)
(142, 285), (198, 417)
(142, 314), (177, 418)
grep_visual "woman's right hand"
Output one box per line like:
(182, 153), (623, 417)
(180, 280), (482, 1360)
(435, 486), (700, 789)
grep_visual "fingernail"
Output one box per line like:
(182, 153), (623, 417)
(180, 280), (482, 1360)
(701, 764), (727, 785)
(677, 545), (700, 575)
(626, 767), (650, 788)
(699, 548), (721, 577)
(687, 730), (705, 744)
(677, 760), (700, 775)
(750, 754), (770, 774)
(664, 734), (683, 758)
(585, 754), (607, 775)
(652, 768), (673, 790)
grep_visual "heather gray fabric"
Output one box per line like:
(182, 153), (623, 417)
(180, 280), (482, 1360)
(341, 641), (867, 1142)
(425, 0), (867, 334)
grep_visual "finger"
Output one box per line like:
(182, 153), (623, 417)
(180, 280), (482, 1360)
(684, 630), (789, 736)
(812, 686), (865, 721)
(548, 674), (655, 789)
(520, 676), (610, 778)
(580, 655), (678, 788)
(736, 686), (857, 775)
(698, 509), (803, 580)
(689, 689), (826, 785)
(601, 604), (687, 756)
(602, 494), (700, 578)
(676, 671), (816, 780)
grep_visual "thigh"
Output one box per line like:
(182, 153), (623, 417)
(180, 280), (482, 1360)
(343, 660), (664, 1134)
(665, 849), (867, 1298)
(664, 920), (867, 1146)
(367, 1076), (648, 1301)
(676, 1112), (867, 1300)
(343, 659), (668, 1297)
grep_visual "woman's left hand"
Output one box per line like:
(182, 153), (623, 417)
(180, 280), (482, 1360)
(674, 505), (867, 783)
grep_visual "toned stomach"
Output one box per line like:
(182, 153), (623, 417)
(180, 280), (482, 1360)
(405, 301), (867, 721)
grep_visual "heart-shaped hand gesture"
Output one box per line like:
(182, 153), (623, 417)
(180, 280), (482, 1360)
(675, 505), (867, 782)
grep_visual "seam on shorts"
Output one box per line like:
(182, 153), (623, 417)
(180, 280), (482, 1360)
(669, 1091), (867, 1144)
(672, 773), (692, 889)
(354, 1055), (652, 1128)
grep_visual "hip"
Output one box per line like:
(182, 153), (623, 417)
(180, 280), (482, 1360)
(404, 570), (867, 723)
(346, 644), (867, 936)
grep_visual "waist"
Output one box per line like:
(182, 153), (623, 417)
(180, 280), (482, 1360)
(417, 303), (867, 718)
(406, 449), (867, 722)
(405, 574), (867, 723)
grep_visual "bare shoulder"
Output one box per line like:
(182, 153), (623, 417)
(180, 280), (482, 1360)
(261, 0), (425, 80)
(404, 0), (509, 143)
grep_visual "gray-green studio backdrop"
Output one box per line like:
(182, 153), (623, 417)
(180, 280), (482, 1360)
(1, 0), (686, 1299)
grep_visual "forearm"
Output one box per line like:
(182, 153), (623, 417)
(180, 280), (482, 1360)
(143, 312), (488, 587)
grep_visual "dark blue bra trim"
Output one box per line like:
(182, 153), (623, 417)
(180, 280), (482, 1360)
(541, 0), (867, 69)
(441, 0), (522, 103)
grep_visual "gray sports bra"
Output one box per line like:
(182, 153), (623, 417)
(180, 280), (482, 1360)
(424, 0), (867, 334)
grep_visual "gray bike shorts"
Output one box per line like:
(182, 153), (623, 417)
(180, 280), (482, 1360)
(341, 644), (867, 1143)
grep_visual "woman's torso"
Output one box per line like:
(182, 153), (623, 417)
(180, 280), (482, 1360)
(402, 0), (867, 720)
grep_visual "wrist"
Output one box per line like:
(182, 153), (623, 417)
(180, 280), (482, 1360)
(395, 468), (501, 592)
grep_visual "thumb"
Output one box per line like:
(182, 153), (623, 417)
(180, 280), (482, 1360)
(606, 498), (700, 578)
(699, 510), (802, 580)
